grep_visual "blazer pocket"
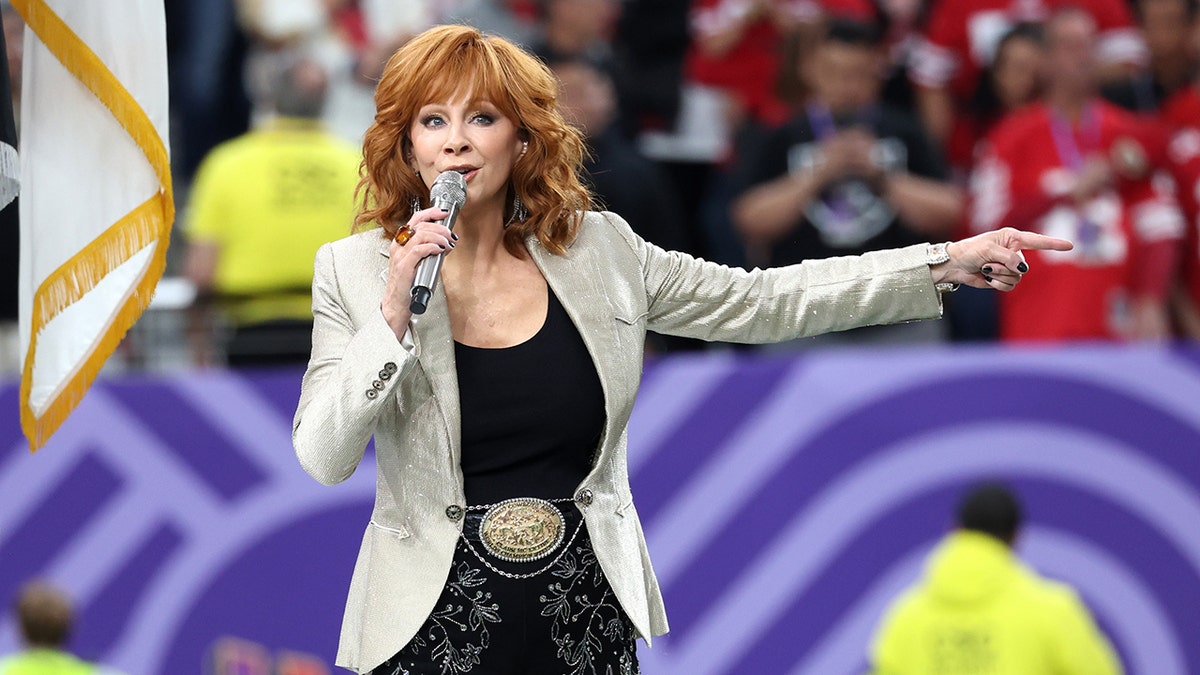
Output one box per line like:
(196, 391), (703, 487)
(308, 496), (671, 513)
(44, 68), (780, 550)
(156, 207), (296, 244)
(368, 518), (412, 540)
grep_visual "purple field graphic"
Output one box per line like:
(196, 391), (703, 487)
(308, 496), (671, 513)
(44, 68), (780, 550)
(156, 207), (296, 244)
(1, 344), (1198, 674)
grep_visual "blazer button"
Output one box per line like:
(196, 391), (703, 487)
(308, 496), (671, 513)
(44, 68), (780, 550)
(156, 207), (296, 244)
(445, 504), (464, 521)
(383, 362), (398, 375)
(372, 380), (385, 391)
(379, 369), (392, 381)
(575, 488), (593, 506)
(365, 389), (378, 400)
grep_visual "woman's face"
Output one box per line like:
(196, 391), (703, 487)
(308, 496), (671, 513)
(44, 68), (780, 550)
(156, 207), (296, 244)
(407, 94), (525, 216)
(993, 37), (1043, 111)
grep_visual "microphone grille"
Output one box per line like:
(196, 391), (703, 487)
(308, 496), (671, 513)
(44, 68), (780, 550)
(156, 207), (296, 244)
(430, 170), (467, 206)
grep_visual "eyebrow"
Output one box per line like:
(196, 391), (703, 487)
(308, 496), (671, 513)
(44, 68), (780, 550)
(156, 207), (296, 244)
(431, 95), (506, 112)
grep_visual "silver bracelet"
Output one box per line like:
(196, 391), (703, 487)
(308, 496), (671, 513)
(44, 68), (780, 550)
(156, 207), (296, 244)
(927, 242), (959, 293)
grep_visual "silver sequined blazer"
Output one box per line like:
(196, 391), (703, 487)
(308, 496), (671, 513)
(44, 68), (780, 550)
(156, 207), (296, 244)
(292, 210), (944, 673)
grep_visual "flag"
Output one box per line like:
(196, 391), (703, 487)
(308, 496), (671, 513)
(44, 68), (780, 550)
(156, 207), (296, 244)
(0, 9), (20, 329)
(14, 0), (173, 450)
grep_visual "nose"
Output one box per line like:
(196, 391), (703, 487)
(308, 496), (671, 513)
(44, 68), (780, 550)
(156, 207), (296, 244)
(442, 121), (470, 155)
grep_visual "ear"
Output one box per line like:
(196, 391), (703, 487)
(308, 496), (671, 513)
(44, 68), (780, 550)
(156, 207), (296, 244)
(398, 135), (415, 166)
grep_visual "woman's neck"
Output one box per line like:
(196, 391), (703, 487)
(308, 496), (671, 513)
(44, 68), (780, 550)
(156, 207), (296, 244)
(445, 206), (512, 270)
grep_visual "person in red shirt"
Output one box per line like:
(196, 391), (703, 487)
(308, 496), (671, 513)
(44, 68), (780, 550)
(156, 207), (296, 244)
(686, 0), (875, 127)
(1101, 0), (1199, 114)
(1165, 126), (1200, 336)
(1161, 85), (1200, 336)
(911, 0), (1145, 151)
(1161, 83), (1200, 153)
(945, 21), (1045, 180)
(970, 7), (1182, 341)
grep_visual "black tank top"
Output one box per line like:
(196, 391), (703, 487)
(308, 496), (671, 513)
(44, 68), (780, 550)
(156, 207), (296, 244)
(454, 289), (606, 506)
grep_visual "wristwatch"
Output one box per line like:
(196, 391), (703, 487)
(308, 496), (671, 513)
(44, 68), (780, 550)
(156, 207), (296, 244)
(927, 242), (959, 293)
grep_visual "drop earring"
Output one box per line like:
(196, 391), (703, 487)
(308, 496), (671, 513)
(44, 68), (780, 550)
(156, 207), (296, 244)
(410, 196), (421, 215)
(505, 194), (528, 229)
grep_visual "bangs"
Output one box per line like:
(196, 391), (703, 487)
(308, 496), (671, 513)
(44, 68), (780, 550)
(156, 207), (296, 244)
(400, 29), (529, 124)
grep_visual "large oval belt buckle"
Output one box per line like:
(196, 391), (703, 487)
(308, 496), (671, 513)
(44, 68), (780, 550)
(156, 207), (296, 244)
(480, 497), (566, 563)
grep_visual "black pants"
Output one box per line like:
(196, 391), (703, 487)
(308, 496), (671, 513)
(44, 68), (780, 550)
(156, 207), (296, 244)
(372, 512), (639, 675)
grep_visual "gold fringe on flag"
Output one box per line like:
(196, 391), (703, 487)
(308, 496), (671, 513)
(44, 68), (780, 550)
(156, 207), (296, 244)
(13, 0), (174, 450)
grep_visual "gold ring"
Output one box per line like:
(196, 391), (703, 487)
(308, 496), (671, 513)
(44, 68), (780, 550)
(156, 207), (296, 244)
(394, 225), (415, 246)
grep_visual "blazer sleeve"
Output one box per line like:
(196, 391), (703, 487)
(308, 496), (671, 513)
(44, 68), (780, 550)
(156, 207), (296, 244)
(601, 211), (944, 343)
(292, 242), (417, 485)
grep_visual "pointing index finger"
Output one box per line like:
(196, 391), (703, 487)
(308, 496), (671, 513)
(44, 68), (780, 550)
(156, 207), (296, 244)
(1012, 231), (1074, 252)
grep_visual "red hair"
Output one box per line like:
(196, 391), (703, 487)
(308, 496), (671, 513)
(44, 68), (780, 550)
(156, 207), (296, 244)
(355, 24), (592, 256)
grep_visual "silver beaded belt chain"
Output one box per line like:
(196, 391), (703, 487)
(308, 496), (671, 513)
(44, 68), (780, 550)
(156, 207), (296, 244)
(460, 497), (586, 580)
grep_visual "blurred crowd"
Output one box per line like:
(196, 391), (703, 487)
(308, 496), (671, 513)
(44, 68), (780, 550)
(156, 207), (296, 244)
(6, 0), (1200, 368)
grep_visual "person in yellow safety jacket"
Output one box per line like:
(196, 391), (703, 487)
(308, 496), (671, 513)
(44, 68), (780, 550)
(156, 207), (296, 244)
(0, 650), (95, 675)
(0, 582), (119, 675)
(867, 482), (1123, 675)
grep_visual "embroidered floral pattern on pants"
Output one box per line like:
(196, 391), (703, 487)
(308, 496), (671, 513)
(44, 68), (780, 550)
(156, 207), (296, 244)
(378, 556), (501, 675)
(373, 529), (638, 675)
(540, 542), (639, 675)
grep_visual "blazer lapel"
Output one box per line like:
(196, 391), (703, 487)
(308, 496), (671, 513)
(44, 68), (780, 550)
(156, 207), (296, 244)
(527, 237), (624, 453)
(378, 241), (462, 467)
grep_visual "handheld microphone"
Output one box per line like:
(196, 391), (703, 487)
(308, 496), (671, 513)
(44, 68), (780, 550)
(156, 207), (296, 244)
(410, 171), (467, 314)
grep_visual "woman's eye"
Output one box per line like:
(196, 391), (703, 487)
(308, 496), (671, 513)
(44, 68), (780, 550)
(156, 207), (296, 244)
(472, 113), (494, 125)
(420, 115), (444, 127)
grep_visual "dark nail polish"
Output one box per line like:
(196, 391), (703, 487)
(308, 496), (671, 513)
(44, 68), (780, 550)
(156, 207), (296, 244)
(984, 275), (994, 283)
(449, 242), (456, 248)
(451, 233), (460, 241)
(441, 208), (449, 213)
(438, 244), (446, 250)
(1017, 261), (1029, 274)
(982, 265), (993, 274)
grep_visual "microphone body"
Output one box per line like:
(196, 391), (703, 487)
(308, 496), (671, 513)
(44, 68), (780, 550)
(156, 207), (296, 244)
(410, 171), (467, 314)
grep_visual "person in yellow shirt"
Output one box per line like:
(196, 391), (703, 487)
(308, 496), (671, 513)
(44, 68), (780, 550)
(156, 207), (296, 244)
(185, 56), (361, 367)
(868, 483), (1123, 675)
(0, 583), (101, 675)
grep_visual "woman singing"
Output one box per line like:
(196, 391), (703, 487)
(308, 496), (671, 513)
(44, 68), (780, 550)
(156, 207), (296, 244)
(292, 24), (1071, 675)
